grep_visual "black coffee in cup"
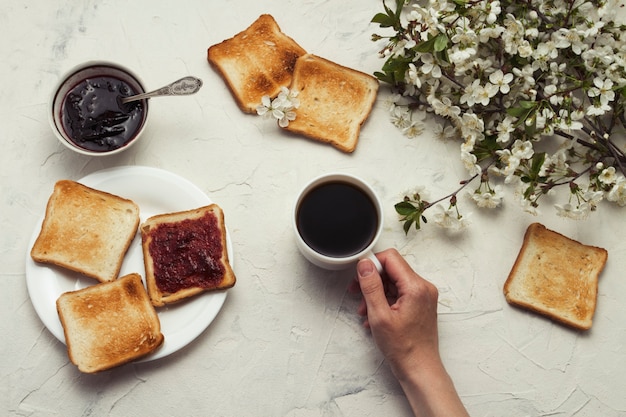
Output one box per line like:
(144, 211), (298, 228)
(296, 181), (378, 258)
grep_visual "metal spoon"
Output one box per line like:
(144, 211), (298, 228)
(120, 76), (203, 104)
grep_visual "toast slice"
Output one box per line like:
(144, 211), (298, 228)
(503, 223), (608, 330)
(282, 54), (379, 153)
(30, 180), (140, 283)
(56, 273), (164, 373)
(208, 14), (307, 113)
(141, 204), (236, 307)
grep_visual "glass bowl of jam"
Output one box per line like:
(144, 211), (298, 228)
(50, 61), (149, 156)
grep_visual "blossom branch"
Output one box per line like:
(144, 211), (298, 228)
(373, 0), (626, 231)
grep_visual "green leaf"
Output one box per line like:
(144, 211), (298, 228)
(371, 12), (396, 28)
(473, 134), (501, 161)
(373, 70), (396, 84)
(415, 36), (438, 53)
(506, 107), (528, 118)
(401, 211), (423, 234)
(393, 0), (406, 19)
(378, 55), (414, 86)
(403, 219), (414, 234)
(530, 152), (546, 175)
(372, 0), (405, 29)
(435, 49), (450, 66)
(395, 201), (418, 216)
(433, 34), (449, 52)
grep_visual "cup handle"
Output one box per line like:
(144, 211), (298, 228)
(360, 250), (383, 274)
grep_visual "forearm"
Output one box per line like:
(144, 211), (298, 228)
(396, 360), (469, 417)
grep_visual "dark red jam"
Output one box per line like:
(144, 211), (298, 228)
(148, 212), (225, 294)
(61, 76), (145, 152)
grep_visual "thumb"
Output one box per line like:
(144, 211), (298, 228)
(357, 259), (389, 315)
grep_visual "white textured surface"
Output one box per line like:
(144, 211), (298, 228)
(2, 1), (626, 416)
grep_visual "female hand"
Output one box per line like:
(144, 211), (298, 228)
(354, 248), (440, 379)
(353, 248), (469, 417)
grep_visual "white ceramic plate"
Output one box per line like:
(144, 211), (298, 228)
(25, 166), (232, 362)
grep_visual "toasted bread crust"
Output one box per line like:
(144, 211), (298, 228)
(30, 180), (140, 283)
(56, 273), (164, 373)
(208, 14), (307, 113)
(141, 204), (236, 307)
(282, 54), (379, 153)
(504, 223), (608, 330)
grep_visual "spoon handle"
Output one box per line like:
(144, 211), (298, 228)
(121, 76), (203, 103)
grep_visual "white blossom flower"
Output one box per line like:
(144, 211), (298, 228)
(544, 84), (557, 97)
(496, 116), (516, 143)
(278, 109), (296, 127)
(430, 96), (461, 120)
(477, 26), (504, 43)
(587, 101), (612, 116)
(555, 202), (590, 219)
(389, 104), (411, 129)
(448, 46), (477, 65)
(488, 70), (514, 94)
(486, 1), (501, 24)
(420, 53), (442, 78)
(460, 112), (484, 136)
(405, 63), (422, 89)
(607, 177), (626, 206)
(501, 14), (525, 55)
(474, 82), (494, 106)
(599, 166), (617, 185)
(433, 122), (457, 141)
(403, 119), (426, 138)
(584, 19), (605, 37)
(409, 5), (445, 35)
(557, 109), (583, 132)
(432, 204), (470, 230)
(451, 23), (478, 47)
(495, 149), (520, 178)
(461, 149), (481, 175)
(532, 41), (558, 71)
(539, 149), (569, 177)
(517, 40), (533, 58)
(583, 189), (604, 209)
(588, 77), (615, 104)
(519, 193), (540, 216)
(552, 28), (587, 55)
(255, 87), (299, 127)
(401, 185), (429, 203)
(460, 80), (479, 107)
(470, 185), (504, 208)
(512, 64), (535, 87)
(511, 140), (534, 160)
(275, 86), (299, 108)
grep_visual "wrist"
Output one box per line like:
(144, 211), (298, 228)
(394, 357), (469, 417)
(388, 348), (444, 384)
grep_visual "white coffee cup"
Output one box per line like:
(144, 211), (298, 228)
(293, 173), (383, 271)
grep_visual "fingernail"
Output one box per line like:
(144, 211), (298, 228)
(357, 259), (375, 277)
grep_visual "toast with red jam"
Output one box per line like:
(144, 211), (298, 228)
(56, 273), (164, 373)
(207, 14), (307, 113)
(30, 180), (140, 283)
(504, 223), (608, 330)
(141, 204), (236, 307)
